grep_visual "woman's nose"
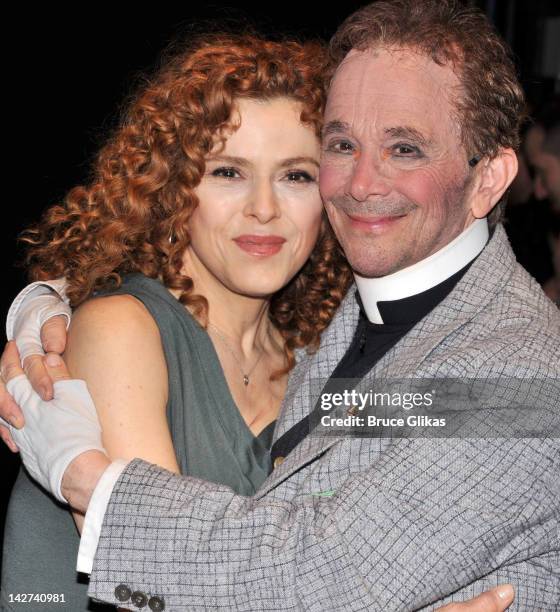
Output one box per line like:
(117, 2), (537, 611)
(243, 179), (281, 223)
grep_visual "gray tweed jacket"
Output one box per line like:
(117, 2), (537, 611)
(88, 224), (560, 611)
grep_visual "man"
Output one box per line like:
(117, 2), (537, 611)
(1, 1), (559, 610)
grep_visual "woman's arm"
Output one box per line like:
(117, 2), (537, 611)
(63, 294), (180, 529)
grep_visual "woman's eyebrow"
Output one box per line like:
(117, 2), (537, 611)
(207, 155), (319, 169)
(205, 155), (251, 167)
(279, 157), (320, 168)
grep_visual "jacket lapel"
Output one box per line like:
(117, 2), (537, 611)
(273, 285), (361, 439)
(260, 225), (516, 497)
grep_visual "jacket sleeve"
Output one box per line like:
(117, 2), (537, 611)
(86, 434), (560, 611)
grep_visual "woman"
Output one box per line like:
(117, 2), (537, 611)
(1, 32), (352, 611)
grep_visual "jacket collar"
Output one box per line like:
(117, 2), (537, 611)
(258, 224), (516, 499)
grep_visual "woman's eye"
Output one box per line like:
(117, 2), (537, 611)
(392, 143), (423, 157)
(211, 167), (240, 179)
(286, 171), (314, 183)
(326, 140), (355, 154)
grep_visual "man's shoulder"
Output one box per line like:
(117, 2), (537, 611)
(477, 259), (559, 338)
(445, 259), (560, 376)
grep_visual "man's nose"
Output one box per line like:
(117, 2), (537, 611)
(243, 179), (281, 223)
(348, 153), (391, 201)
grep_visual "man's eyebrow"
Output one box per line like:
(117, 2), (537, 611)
(384, 127), (431, 147)
(322, 122), (432, 148)
(322, 120), (351, 138)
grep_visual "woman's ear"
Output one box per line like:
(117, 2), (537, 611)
(470, 148), (518, 219)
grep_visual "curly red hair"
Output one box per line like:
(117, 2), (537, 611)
(22, 32), (353, 373)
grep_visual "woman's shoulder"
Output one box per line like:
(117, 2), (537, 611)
(69, 293), (160, 353)
(75, 291), (155, 325)
(64, 292), (168, 406)
(95, 272), (172, 305)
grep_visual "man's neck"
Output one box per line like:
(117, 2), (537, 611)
(354, 219), (489, 324)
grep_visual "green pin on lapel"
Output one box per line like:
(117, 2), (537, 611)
(312, 489), (336, 497)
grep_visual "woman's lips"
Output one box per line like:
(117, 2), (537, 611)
(346, 213), (406, 232)
(233, 234), (287, 256)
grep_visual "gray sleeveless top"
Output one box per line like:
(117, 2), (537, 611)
(1, 273), (274, 611)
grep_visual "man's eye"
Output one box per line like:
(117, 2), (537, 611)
(286, 171), (314, 183)
(326, 140), (355, 154)
(392, 143), (423, 157)
(211, 167), (240, 179)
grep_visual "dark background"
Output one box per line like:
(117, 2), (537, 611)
(1, 0), (559, 577)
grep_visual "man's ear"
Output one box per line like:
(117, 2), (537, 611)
(470, 148), (518, 218)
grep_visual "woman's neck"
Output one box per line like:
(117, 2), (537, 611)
(176, 248), (279, 358)
(174, 247), (288, 433)
(208, 297), (273, 358)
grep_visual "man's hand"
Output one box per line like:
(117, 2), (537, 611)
(23, 314), (69, 400)
(437, 585), (514, 610)
(61, 449), (111, 514)
(0, 367), (24, 452)
(0, 341), (108, 504)
(0, 326), (70, 452)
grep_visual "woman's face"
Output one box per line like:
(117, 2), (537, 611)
(183, 97), (323, 299)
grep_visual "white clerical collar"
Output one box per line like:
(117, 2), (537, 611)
(354, 218), (489, 324)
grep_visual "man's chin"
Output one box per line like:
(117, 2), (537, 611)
(336, 236), (412, 278)
(347, 254), (410, 279)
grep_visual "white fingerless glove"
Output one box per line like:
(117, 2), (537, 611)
(3, 375), (107, 503)
(6, 279), (72, 362)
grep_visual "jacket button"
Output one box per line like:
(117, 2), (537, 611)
(148, 595), (165, 611)
(114, 584), (131, 602)
(273, 456), (285, 469)
(131, 591), (148, 608)
(347, 405), (359, 416)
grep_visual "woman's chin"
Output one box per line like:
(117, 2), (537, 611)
(226, 275), (291, 300)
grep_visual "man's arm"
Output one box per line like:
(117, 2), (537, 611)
(2, 342), (544, 609)
(61, 449), (112, 515)
(83, 435), (557, 611)
(58, 450), (520, 612)
(0, 344), (525, 611)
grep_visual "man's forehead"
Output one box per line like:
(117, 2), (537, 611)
(324, 46), (461, 138)
(327, 47), (459, 108)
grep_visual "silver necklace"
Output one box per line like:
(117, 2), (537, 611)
(207, 323), (265, 386)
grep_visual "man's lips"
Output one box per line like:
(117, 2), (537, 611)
(233, 234), (287, 256)
(345, 212), (407, 231)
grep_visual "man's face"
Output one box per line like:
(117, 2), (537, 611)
(524, 125), (560, 211)
(320, 47), (477, 277)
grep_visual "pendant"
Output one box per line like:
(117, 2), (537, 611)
(243, 375), (249, 386)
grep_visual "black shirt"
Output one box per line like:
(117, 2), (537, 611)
(270, 263), (473, 465)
